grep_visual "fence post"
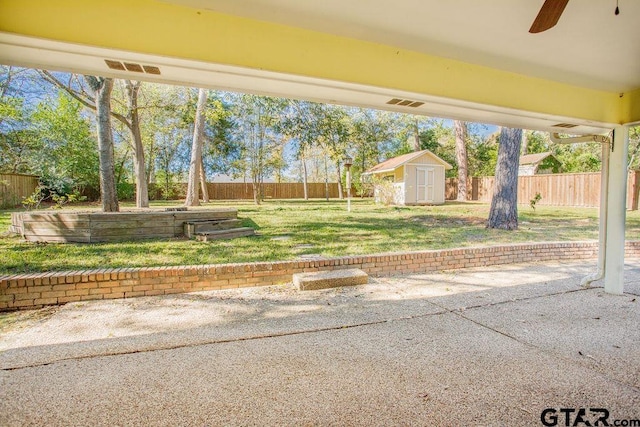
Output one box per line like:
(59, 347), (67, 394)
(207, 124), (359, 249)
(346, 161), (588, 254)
(471, 177), (479, 201)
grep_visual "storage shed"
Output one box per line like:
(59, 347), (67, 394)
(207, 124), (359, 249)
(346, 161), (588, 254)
(518, 152), (562, 176)
(363, 149), (453, 205)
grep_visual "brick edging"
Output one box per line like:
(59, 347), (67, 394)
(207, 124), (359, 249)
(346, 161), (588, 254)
(2, 241), (640, 311)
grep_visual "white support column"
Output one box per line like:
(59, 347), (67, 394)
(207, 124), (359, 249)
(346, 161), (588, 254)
(604, 126), (629, 294)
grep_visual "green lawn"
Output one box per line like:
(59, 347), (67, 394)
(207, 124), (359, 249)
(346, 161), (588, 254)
(1, 199), (639, 275)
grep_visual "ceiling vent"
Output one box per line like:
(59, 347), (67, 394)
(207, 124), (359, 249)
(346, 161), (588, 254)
(142, 65), (161, 75)
(386, 98), (424, 108)
(552, 123), (578, 129)
(105, 60), (161, 75)
(104, 60), (125, 71)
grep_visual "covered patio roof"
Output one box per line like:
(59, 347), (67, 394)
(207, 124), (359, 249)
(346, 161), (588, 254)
(1, 0), (639, 133)
(0, 0), (637, 292)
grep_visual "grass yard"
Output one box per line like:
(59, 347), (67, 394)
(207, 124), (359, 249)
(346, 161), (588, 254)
(1, 199), (640, 275)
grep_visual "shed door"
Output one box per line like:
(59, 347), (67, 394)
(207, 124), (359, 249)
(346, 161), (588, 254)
(416, 167), (435, 203)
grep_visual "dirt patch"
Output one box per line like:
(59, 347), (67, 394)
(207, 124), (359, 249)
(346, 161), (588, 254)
(410, 216), (486, 226)
(0, 305), (61, 334)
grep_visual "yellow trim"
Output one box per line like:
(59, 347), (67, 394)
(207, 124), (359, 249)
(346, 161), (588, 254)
(620, 88), (640, 125)
(0, 0), (633, 124)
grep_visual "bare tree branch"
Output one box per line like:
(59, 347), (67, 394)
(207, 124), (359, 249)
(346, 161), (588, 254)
(40, 70), (96, 110)
(38, 70), (132, 129)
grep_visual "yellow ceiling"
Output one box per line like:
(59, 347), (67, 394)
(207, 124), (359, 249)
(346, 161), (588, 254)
(1, 0), (637, 131)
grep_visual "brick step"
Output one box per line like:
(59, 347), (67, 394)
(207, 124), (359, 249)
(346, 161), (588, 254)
(195, 227), (256, 242)
(293, 268), (369, 291)
(184, 219), (242, 238)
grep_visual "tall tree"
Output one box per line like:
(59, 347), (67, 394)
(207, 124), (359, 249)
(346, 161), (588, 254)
(122, 80), (149, 207)
(198, 160), (210, 203)
(411, 117), (422, 151)
(39, 72), (149, 207)
(185, 88), (208, 206)
(454, 120), (469, 201)
(85, 76), (119, 212)
(231, 94), (286, 204)
(521, 130), (529, 155)
(300, 146), (309, 200)
(487, 127), (522, 230)
(279, 100), (320, 200)
(317, 104), (350, 199)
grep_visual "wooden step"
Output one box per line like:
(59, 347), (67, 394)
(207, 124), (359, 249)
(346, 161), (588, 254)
(184, 219), (242, 238)
(195, 227), (255, 241)
(293, 268), (369, 291)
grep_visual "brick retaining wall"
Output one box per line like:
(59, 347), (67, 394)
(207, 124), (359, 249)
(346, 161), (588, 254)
(2, 241), (639, 311)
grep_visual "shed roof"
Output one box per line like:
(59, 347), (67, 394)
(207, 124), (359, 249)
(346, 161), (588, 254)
(519, 152), (557, 166)
(363, 149), (453, 175)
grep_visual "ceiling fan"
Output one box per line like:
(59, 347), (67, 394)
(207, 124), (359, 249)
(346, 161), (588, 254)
(529, 0), (620, 33)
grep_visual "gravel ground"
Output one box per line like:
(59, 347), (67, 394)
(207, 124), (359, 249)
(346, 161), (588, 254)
(1, 259), (639, 426)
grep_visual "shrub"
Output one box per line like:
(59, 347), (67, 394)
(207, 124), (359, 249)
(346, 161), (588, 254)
(21, 184), (47, 210)
(530, 192), (542, 211)
(373, 179), (399, 206)
(117, 182), (136, 201)
(21, 183), (86, 210)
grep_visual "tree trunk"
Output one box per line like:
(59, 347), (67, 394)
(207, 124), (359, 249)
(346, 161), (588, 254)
(302, 153), (309, 200)
(198, 157), (209, 203)
(412, 119), (421, 151)
(185, 88), (208, 206)
(454, 120), (468, 201)
(521, 130), (529, 155)
(87, 76), (119, 212)
(252, 181), (262, 205)
(146, 136), (156, 188)
(487, 127), (522, 230)
(125, 81), (149, 208)
(40, 73), (148, 207)
(336, 162), (344, 199)
(324, 154), (329, 201)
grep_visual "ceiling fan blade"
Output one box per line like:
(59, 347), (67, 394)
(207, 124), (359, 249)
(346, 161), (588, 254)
(529, 0), (570, 33)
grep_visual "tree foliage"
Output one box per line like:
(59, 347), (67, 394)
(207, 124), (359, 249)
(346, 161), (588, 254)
(4, 65), (636, 211)
(230, 94), (287, 204)
(30, 93), (99, 195)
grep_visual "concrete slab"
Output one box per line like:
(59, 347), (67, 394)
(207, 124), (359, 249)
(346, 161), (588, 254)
(1, 311), (638, 426)
(0, 278), (444, 369)
(1, 259), (639, 426)
(462, 287), (640, 389)
(293, 268), (368, 290)
(374, 261), (595, 311)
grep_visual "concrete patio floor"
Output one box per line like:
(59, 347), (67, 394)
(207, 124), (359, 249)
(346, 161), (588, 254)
(1, 259), (639, 426)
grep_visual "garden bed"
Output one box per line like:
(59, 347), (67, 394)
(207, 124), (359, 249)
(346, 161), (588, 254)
(10, 208), (237, 243)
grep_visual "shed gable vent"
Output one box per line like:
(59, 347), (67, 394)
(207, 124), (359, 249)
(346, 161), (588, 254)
(552, 123), (578, 128)
(386, 98), (424, 108)
(105, 60), (161, 75)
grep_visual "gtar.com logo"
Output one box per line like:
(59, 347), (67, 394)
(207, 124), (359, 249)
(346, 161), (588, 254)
(541, 408), (610, 426)
(541, 408), (640, 427)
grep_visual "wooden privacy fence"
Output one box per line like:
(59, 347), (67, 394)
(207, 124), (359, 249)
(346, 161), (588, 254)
(149, 182), (353, 200)
(208, 182), (347, 199)
(0, 174), (39, 208)
(446, 171), (640, 209)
